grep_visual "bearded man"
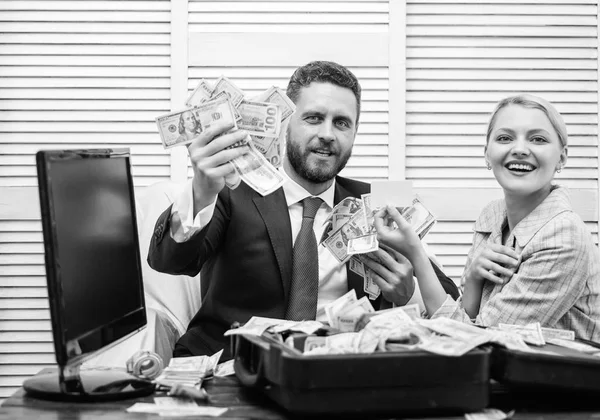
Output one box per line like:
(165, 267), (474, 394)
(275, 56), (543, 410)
(148, 61), (459, 359)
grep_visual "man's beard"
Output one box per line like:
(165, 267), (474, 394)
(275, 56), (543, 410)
(285, 130), (352, 184)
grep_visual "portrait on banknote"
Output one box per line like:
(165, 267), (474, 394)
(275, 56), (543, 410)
(177, 110), (202, 144)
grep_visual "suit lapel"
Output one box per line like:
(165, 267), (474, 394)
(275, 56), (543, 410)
(334, 181), (367, 300)
(253, 188), (294, 302)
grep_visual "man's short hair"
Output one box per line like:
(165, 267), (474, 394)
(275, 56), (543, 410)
(286, 61), (362, 124)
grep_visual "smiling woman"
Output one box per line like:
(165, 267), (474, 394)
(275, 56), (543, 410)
(373, 94), (600, 342)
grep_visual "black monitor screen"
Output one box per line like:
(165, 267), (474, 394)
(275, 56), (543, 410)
(37, 149), (146, 367)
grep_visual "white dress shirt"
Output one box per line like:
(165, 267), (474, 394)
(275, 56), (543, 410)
(168, 171), (426, 320)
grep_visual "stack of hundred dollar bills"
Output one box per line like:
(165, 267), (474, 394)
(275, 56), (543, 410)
(155, 76), (295, 196)
(225, 296), (585, 358)
(321, 193), (436, 301)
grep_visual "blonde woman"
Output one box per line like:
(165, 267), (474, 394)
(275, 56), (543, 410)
(370, 94), (600, 341)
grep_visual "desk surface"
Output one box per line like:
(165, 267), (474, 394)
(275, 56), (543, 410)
(1, 375), (600, 420)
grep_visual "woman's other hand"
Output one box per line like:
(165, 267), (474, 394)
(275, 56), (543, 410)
(464, 243), (521, 286)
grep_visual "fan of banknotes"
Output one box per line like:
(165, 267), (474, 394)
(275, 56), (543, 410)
(155, 76), (294, 196)
(321, 193), (437, 300)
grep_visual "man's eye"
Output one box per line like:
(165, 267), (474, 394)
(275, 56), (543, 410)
(336, 120), (350, 129)
(305, 116), (321, 123)
(496, 135), (512, 143)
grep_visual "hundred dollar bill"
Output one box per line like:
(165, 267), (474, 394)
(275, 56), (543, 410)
(224, 316), (295, 337)
(324, 290), (357, 328)
(400, 197), (436, 239)
(210, 90), (242, 121)
(194, 95), (238, 133)
(347, 233), (378, 255)
(251, 134), (276, 155)
(155, 97), (237, 149)
(230, 141), (286, 196)
(254, 86), (296, 121)
(185, 78), (213, 107)
(541, 327), (575, 341)
(324, 208), (369, 263)
(213, 75), (245, 108)
(499, 322), (546, 346)
(251, 134), (283, 168)
(364, 269), (381, 300)
(349, 256), (365, 276)
(237, 100), (281, 138)
(155, 108), (202, 149)
(264, 137), (283, 167)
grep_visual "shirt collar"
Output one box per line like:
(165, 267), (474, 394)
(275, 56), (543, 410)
(474, 185), (572, 248)
(279, 167), (335, 209)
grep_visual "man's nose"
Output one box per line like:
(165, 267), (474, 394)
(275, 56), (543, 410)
(317, 121), (335, 142)
(511, 136), (530, 156)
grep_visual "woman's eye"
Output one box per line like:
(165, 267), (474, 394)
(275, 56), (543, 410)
(531, 136), (548, 143)
(496, 135), (512, 143)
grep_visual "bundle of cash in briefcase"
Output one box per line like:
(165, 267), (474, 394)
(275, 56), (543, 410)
(155, 76), (293, 196)
(321, 192), (436, 301)
(227, 306), (493, 416)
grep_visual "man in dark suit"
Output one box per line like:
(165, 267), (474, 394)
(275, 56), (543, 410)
(148, 61), (459, 359)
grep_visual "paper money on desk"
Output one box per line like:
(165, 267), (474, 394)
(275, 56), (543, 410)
(154, 349), (223, 388)
(127, 402), (227, 417)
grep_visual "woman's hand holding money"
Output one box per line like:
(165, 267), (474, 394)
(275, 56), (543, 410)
(188, 122), (249, 215)
(373, 205), (423, 261)
(374, 205), (448, 315)
(358, 247), (416, 306)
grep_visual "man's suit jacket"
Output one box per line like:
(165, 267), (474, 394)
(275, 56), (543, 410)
(148, 176), (459, 359)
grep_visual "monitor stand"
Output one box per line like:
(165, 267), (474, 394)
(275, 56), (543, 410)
(23, 362), (155, 402)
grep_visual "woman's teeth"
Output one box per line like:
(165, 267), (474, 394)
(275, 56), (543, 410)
(506, 163), (535, 172)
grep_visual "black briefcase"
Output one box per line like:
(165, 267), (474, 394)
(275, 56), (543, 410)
(232, 334), (491, 417)
(491, 338), (600, 392)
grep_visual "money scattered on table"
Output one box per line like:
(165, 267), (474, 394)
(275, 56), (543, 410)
(214, 360), (236, 377)
(126, 401), (227, 417)
(155, 349), (223, 388)
(498, 322), (546, 346)
(541, 326), (575, 341)
(228, 310), (582, 360)
(465, 408), (515, 420)
(224, 316), (324, 337)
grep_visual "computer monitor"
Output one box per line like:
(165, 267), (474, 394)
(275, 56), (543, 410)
(23, 149), (155, 401)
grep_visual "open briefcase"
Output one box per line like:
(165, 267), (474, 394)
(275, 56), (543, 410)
(232, 333), (491, 417)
